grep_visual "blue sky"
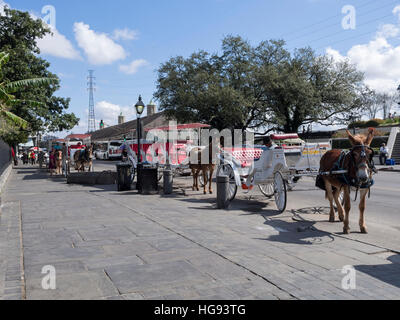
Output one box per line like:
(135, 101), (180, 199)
(3, 0), (400, 135)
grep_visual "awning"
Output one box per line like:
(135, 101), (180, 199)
(271, 134), (300, 140)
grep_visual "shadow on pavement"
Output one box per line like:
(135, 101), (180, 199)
(255, 219), (335, 246)
(252, 207), (336, 246)
(355, 254), (400, 289)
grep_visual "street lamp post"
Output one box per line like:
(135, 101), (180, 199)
(135, 95), (146, 191)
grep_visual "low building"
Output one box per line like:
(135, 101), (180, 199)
(90, 111), (169, 142)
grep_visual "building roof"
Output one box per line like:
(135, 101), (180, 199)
(90, 111), (168, 142)
(65, 134), (92, 140)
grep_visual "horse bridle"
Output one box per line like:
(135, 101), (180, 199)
(349, 144), (376, 185)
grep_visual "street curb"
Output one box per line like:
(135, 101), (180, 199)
(0, 163), (12, 197)
(378, 168), (400, 173)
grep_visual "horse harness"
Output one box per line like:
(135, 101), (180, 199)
(320, 145), (376, 201)
(78, 149), (90, 162)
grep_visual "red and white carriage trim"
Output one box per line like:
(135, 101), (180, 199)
(66, 141), (87, 166)
(122, 123), (212, 179)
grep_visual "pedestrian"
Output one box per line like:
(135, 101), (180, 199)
(379, 143), (389, 165)
(22, 152), (28, 165)
(30, 151), (36, 165)
(262, 136), (278, 150)
(49, 149), (56, 176)
(11, 146), (18, 166)
(38, 150), (44, 168)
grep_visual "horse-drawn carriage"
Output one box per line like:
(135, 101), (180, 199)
(217, 138), (332, 213)
(64, 142), (93, 174)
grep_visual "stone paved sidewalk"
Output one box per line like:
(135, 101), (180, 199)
(1, 166), (399, 300)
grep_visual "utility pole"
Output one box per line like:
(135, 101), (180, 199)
(87, 70), (96, 133)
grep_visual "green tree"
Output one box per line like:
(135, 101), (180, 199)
(0, 52), (58, 138)
(0, 8), (79, 145)
(154, 35), (365, 133)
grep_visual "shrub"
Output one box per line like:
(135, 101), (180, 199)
(365, 119), (384, 127)
(348, 121), (366, 129)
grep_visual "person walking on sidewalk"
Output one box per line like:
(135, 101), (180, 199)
(29, 151), (34, 165)
(48, 149), (56, 176)
(11, 146), (18, 166)
(379, 143), (389, 165)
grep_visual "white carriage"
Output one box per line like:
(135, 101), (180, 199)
(217, 141), (331, 213)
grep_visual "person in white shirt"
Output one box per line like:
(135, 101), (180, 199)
(263, 136), (278, 150)
(379, 143), (389, 165)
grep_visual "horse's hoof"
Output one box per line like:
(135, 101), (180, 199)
(339, 216), (344, 222)
(360, 227), (368, 234)
(209, 191), (213, 194)
(329, 216), (335, 223)
(343, 227), (350, 234)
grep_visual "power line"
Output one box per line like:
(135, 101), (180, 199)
(315, 29), (380, 50)
(279, 0), (384, 38)
(285, 0), (399, 43)
(291, 12), (394, 48)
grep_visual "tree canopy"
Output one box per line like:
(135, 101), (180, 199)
(0, 8), (79, 145)
(154, 35), (365, 133)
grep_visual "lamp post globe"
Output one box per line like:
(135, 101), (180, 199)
(135, 95), (145, 117)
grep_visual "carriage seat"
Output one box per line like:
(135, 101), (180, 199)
(223, 148), (264, 168)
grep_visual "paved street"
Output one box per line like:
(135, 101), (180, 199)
(0, 163), (400, 300)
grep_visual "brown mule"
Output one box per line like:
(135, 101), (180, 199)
(74, 145), (93, 172)
(319, 128), (375, 234)
(54, 150), (63, 175)
(189, 142), (217, 194)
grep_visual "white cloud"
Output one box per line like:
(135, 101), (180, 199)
(119, 59), (148, 74)
(1, 2), (81, 60)
(376, 24), (400, 39)
(113, 28), (139, 41)
(37, 25), (82, 60)
(95, 101), (136, 127)
(67, 100), (142, 135)
(0, 0), (9, 15)
(393, 5), (400, 21)
(74, 22), (127, 65)
(326, 6), (400, 94)
(325, 47), (346, 63)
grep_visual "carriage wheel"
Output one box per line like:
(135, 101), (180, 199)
(66, 160), (70, 175)
(259, 183), (274, 198)
(274, 171), (287, 213)
(130, 168), (136, 185)
(217, 164), (238, 201)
